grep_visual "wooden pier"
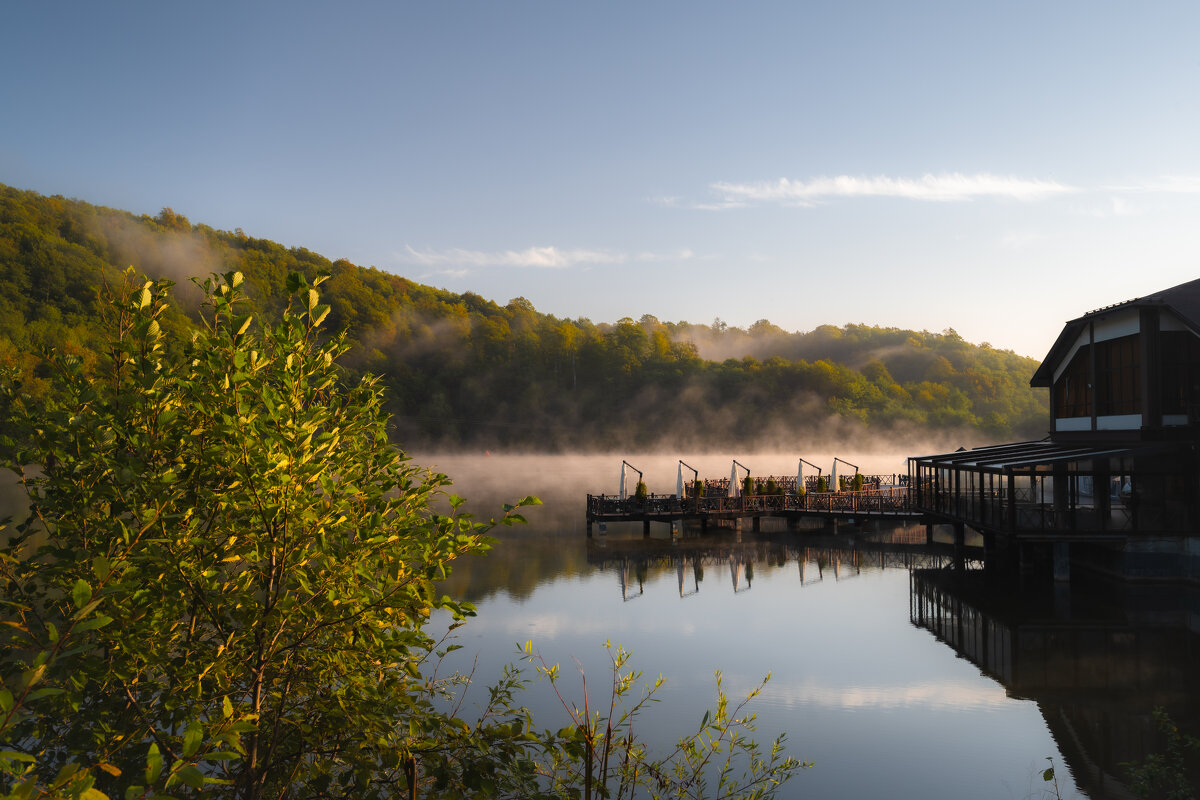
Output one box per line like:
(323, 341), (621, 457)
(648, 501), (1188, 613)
(585, 479), (927, 536)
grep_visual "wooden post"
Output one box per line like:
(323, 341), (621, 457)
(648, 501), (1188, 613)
(1053, 541), (1070, 583)
(953, 523), (965, 572)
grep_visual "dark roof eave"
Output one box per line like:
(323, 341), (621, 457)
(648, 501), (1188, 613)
(1030, 319), (1087, 387)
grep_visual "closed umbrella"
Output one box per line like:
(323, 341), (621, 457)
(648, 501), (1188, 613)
(797, 460), (804, 496)
(831, 460), (837, 493)
(676, 461), (684, 499)
(619, 462), (627, 501)
(729, 462), (739, 497)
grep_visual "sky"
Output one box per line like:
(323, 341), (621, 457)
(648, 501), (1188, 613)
(3, 1), (1200, 358)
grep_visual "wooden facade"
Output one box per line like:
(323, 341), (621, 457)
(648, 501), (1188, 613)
(909, 278), (1200, 580)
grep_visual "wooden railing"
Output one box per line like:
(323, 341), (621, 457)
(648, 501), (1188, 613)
(587, 486), (912, 518)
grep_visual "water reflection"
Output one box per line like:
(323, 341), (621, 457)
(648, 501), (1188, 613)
(583, 524), (983, 601)
(911, 567), (1200, 799)
(425, 453), (1200, 798)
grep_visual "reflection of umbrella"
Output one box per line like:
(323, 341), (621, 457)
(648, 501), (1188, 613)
(729, 462), (739, 497)
(619, 462), (627, 500)
(676, 462), (684, 499)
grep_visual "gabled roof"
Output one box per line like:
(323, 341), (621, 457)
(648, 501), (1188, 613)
(1030, 277), (1200, 387)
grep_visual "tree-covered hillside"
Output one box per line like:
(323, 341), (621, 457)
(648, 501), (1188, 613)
(0, 184), (1048, 450)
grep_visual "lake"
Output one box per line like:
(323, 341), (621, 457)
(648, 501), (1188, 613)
(422, 452), (1200, 800)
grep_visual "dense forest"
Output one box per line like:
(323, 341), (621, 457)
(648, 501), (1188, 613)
(0, 184), (1048, 451)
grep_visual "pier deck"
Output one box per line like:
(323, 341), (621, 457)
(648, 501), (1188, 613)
(586, 485), (927, 534)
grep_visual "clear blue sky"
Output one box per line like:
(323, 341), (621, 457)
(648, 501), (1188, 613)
(4, 1), (1200, 358)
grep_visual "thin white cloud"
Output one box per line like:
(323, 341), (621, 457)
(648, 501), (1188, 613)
(402, 244), (622, 269)
(400, 244), (697, 272)
(760, 677), (1011, 712)
(636, 247), (695, 262)
(1105, 175), (1200, 194)
(710, 173), (1077, 206)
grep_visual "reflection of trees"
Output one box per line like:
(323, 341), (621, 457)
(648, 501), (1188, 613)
(438, 526), (592, 603)
(911, 568), (1200, 799)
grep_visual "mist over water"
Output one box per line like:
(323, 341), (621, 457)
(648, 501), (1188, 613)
(417, 449), (918, 510)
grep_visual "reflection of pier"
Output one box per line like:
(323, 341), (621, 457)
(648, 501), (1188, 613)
(588, 527), (982, 597)
(911, 568), (1200, 799)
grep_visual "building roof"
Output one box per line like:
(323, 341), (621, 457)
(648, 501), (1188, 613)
(1030, 277), (1200, 387)
(909, 438), (1180, 473)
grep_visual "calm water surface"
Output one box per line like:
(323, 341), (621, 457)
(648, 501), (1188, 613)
(423, 453), (1200, 800)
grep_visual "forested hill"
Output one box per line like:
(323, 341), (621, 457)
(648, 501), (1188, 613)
(0, 184), (1048, 451)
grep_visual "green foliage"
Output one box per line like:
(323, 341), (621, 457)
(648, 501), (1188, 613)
(693, 479), (704, 498)
(0, 184), (1049, 451)
(633, 481), (649, 503)
(524, 642), (808, 800)
(0, 271), (539, 799)
(1036, 757), (1063, 799)
(1123, 708), (1200, 800)
(0, 269), (802, 800)
(816, 477), (828, 493)
(852, 473), (864, 492)
(742, 476), (755, 497)
(764, 478), (779, 496)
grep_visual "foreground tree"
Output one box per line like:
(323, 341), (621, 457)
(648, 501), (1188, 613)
(0, 270), (802, 799)
(0, 270), (539, 798)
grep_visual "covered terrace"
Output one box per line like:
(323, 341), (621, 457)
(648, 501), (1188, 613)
(907, 439), (1196, 538)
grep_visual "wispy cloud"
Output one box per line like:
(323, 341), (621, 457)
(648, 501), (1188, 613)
(1105, 175), (1200, 194)
(636, 247), (695, 262)
(400, 244), (695, 272)
(760, 677), (1010, 712)
(401, 244), (622, 269)
(710, 172), (1077, 206)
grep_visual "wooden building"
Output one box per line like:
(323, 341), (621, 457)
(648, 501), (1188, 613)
(908, 277), (1200, 581)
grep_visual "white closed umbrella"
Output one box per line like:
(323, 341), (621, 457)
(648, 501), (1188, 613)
(676, 462), (684, 499)
(797, 460), (804, 495)
(831, 460), (837, 493)
(619, 462), (627, 500)
(729, 462), (739, 497)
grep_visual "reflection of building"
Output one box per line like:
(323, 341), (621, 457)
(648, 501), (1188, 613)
(910, 278), (1200, 581)
(911, 568), (1200, 799)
